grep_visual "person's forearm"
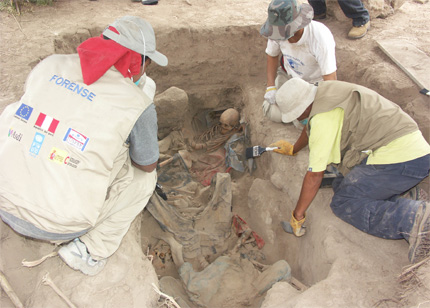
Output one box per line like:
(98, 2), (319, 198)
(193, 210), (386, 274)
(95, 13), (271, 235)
(293, 171), (324, 220)
(323, 71), (337, 81)
(266, 55), (279, 87)
(293, 126), (309, 154)
(132, 160), (157, 173)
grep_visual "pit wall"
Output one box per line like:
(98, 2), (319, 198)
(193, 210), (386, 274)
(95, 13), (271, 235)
(54, 24), (428, 142)
(52, 24), (425, 306)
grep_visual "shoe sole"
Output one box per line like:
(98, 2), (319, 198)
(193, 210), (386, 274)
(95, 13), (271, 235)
(409, 204), (430, 263)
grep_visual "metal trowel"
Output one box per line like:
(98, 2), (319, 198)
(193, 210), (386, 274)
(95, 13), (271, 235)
(281, 221), (294, 234)
(281, 221), (306, 236)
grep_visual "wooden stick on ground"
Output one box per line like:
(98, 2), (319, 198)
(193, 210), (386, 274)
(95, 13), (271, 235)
(0, 270), (24, 308)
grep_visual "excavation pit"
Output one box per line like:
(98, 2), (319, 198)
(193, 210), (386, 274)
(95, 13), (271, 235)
(1, 6), (429, 307)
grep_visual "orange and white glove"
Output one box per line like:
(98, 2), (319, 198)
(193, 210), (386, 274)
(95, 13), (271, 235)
(290, 211), (306, 237)
(269, 140), (295, 156)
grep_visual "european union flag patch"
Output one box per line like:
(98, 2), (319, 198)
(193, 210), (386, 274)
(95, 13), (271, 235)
(15, 103), (33, 121)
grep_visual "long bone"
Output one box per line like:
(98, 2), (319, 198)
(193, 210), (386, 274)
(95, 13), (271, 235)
(42, 272), (77, 308)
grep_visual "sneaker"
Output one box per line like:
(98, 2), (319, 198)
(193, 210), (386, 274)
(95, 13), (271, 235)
(408, 202), (430, 263)
(348, 21), (370, 39)
(58, 238), (106, 276)
(402, 185), (429, 202)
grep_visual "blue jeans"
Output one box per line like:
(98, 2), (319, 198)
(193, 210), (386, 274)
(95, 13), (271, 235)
(309, 0), (370, 26)
(330, 154), (430, 240)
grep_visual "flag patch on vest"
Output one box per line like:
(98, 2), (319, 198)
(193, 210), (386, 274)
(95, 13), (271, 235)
(15, 103), (33, 122)
(63, 128), (89, 151)
(29, 132), (45, 157)
(35, 113), (59, 135)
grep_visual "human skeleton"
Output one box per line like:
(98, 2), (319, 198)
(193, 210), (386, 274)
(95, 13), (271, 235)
(190, 108), (241, 152)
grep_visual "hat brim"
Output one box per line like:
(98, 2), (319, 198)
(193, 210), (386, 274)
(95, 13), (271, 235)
(280, 84), (317, 123)
(104, 29), (168, 67)
(260, 3), (314, 40)
(147, 50), (168, 67)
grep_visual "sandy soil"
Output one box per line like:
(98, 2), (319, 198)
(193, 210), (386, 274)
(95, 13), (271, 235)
(0, 0), (429, 307)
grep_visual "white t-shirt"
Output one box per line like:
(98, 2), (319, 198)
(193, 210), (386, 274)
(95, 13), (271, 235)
(265, 21), (336, 84)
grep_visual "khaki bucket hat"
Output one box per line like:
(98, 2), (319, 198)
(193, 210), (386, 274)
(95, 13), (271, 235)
(276, 77), (317, 123)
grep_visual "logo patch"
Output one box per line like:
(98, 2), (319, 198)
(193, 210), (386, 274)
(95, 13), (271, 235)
(63, 128), (89, 151)
(48, 147), (81, 168)
(15, 103), (33, 121)
(35, 113), (59, 134)
(29, 132), (45, 157)
(49, 147), (68, 164)
(8, 128), (23, 142)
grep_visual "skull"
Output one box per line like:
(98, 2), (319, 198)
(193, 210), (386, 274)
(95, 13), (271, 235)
(219, 108), (240, 135)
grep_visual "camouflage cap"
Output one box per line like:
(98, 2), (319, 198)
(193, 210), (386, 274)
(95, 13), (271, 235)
(260, 0), (314, 40)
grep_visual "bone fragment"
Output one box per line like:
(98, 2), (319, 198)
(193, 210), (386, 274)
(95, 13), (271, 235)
(42, 272), (77, 308)
(0, 270), (24, 308)
(22, 251), (58, 267)
(290, 277), (309, 291)
(152, 283), (182, 308)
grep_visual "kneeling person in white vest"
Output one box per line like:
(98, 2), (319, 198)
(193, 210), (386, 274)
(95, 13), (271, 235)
(0, 16), (168, 276)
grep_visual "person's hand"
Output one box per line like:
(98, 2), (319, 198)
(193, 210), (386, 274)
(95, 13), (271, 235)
(290, 211), (306, 237)
(264, 86), (277, 105)
(281, 211), (306, 236)
(269, 140), (295, 156)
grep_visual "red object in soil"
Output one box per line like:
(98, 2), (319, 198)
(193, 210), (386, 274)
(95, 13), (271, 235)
(232, 214), (265, 249)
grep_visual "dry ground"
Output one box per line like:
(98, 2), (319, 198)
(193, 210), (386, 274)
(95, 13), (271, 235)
(0, 0), (429, 307)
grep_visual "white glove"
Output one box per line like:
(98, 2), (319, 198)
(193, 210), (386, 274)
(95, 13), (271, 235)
(264, 86), (277, 105)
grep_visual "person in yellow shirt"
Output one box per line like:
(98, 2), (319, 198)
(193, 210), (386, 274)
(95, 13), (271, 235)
(270, 77), (430, 264)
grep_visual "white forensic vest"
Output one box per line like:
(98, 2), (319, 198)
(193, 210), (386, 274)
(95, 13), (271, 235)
(0, 54), (152, 233)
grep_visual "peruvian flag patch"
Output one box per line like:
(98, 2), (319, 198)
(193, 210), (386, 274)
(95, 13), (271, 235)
(35, 113), (59, 134)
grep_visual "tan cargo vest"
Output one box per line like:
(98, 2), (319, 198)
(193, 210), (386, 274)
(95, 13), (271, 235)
(309, 81), (418, 175)
(0, 54), (152, 233)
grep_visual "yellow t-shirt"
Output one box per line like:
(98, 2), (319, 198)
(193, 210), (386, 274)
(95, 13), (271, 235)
(367, 130), (430, 164)
(308, 108), (430, 172)
(308, 108), (343, 172)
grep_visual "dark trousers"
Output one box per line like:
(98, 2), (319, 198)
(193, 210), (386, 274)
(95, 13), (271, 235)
(330, 154), (430, 240)
(309, 0), (370, 26)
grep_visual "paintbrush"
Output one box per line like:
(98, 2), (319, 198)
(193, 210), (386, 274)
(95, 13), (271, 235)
(245, 146), (279, 159)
